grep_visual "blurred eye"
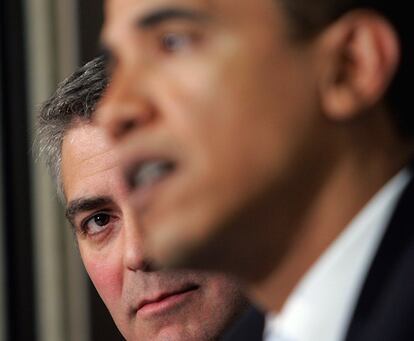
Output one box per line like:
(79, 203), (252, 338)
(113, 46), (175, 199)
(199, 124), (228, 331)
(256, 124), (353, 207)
(83, 213), (112, 236)
(161, 32), (193, 52)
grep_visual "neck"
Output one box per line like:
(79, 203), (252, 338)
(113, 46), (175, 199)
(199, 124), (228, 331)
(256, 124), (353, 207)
(248, 117), (414, 313)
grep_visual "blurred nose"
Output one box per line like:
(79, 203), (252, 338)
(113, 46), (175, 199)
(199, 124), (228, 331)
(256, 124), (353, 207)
(97, 66), (155, 141)
(123, 215), (153, 272)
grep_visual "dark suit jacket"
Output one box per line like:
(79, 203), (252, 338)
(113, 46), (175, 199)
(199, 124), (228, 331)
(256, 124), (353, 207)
(221, 306), (265, 341)
(345, 167), (414, 340)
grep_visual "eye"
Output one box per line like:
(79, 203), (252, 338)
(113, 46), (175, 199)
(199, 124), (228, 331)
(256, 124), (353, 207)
(161, 32), (193, 53)
(82, 213), (112, 236)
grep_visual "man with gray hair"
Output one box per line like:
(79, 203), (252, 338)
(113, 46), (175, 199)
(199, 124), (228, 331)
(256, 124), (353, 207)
(36, 56), (264, 340)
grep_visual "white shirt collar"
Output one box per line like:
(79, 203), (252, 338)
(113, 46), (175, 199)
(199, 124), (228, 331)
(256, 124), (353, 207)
(265, 169), (412, 341)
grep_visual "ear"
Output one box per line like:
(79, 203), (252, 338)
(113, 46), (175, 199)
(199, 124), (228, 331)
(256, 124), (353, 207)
(317, 10), (400, 120)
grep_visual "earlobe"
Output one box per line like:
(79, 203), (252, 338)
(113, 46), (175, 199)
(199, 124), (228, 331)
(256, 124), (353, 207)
(319, 11), (400, 121)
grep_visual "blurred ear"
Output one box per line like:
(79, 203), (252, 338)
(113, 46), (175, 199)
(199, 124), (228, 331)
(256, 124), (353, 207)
(317, 10), (400, 120)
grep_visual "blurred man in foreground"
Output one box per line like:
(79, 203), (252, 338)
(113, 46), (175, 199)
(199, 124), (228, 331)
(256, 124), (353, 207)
(36, 56), (264, 340)
(97, 0), (414, 339)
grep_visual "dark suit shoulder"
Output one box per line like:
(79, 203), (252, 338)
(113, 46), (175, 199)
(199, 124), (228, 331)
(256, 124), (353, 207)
(221, 306), (265, 341)
(345, 173), (414, 341)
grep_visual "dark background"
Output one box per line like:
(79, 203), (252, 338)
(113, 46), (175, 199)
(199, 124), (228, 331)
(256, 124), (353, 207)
(1, 0), (123, 339)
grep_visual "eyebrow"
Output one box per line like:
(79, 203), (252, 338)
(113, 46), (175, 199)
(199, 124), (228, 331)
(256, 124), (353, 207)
(66, 196), (113, 227)
(137, 7), (210, 28)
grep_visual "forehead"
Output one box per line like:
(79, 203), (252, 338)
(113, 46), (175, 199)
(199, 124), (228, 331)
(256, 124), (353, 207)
(102, 0), (282, 42)
(103, 0), (209, 34)
(61, 124), (126, 201)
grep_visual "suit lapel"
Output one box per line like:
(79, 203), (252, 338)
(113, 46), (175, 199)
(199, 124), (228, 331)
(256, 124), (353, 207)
(345, 169), (414, 340)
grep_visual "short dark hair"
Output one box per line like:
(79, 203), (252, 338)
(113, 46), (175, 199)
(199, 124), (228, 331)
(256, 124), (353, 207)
(36, 56), (108, 199)
(280, 0), (413, 137)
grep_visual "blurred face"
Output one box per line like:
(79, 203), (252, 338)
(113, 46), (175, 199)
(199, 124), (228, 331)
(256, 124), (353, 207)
(61, 124), (247, 340)
(98, 0), (325, 273)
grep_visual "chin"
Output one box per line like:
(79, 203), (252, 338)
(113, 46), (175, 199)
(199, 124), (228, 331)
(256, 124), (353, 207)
(131, 326), (207, 341)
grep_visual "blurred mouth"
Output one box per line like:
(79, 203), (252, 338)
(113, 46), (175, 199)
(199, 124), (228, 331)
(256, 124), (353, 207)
(127, 158), (176, 190)
(135, 284), (200, 318)
(125, 158), (176, 203)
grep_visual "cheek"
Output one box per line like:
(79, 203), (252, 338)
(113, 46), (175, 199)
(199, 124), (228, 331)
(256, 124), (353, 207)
(157, 49), (279, 151)
(79, 246), (123, 308)
(200, 275), (246, 315)
(152, 41), (248, 136)
(194, 277), (247, 333)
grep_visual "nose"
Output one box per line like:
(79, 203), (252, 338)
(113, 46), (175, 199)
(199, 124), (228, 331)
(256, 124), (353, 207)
(123, 214), (153, 272)
(97, 67), (155, 140)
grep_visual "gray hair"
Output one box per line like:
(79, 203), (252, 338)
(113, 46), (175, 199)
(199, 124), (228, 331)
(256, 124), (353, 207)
(35, 55), (108, 200)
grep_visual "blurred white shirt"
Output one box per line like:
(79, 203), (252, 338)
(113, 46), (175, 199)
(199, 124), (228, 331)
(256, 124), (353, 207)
(264, 169), (411, 341)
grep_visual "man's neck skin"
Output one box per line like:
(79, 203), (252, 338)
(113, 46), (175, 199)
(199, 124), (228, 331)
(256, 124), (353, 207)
(248, 110), (414, 313)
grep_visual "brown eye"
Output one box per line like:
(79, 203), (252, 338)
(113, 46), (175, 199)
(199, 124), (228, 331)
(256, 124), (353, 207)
(84, 213), (111, 235)
(94, 213), (110, 226)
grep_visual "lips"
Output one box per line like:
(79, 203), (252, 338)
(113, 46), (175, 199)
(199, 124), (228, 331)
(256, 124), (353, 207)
(135, 284), (200, 316)
(126, 158), (176, 191)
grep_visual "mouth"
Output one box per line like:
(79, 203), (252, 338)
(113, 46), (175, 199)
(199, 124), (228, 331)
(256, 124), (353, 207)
(135, 284), (200, 317)
(126, 158), (176, 192)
